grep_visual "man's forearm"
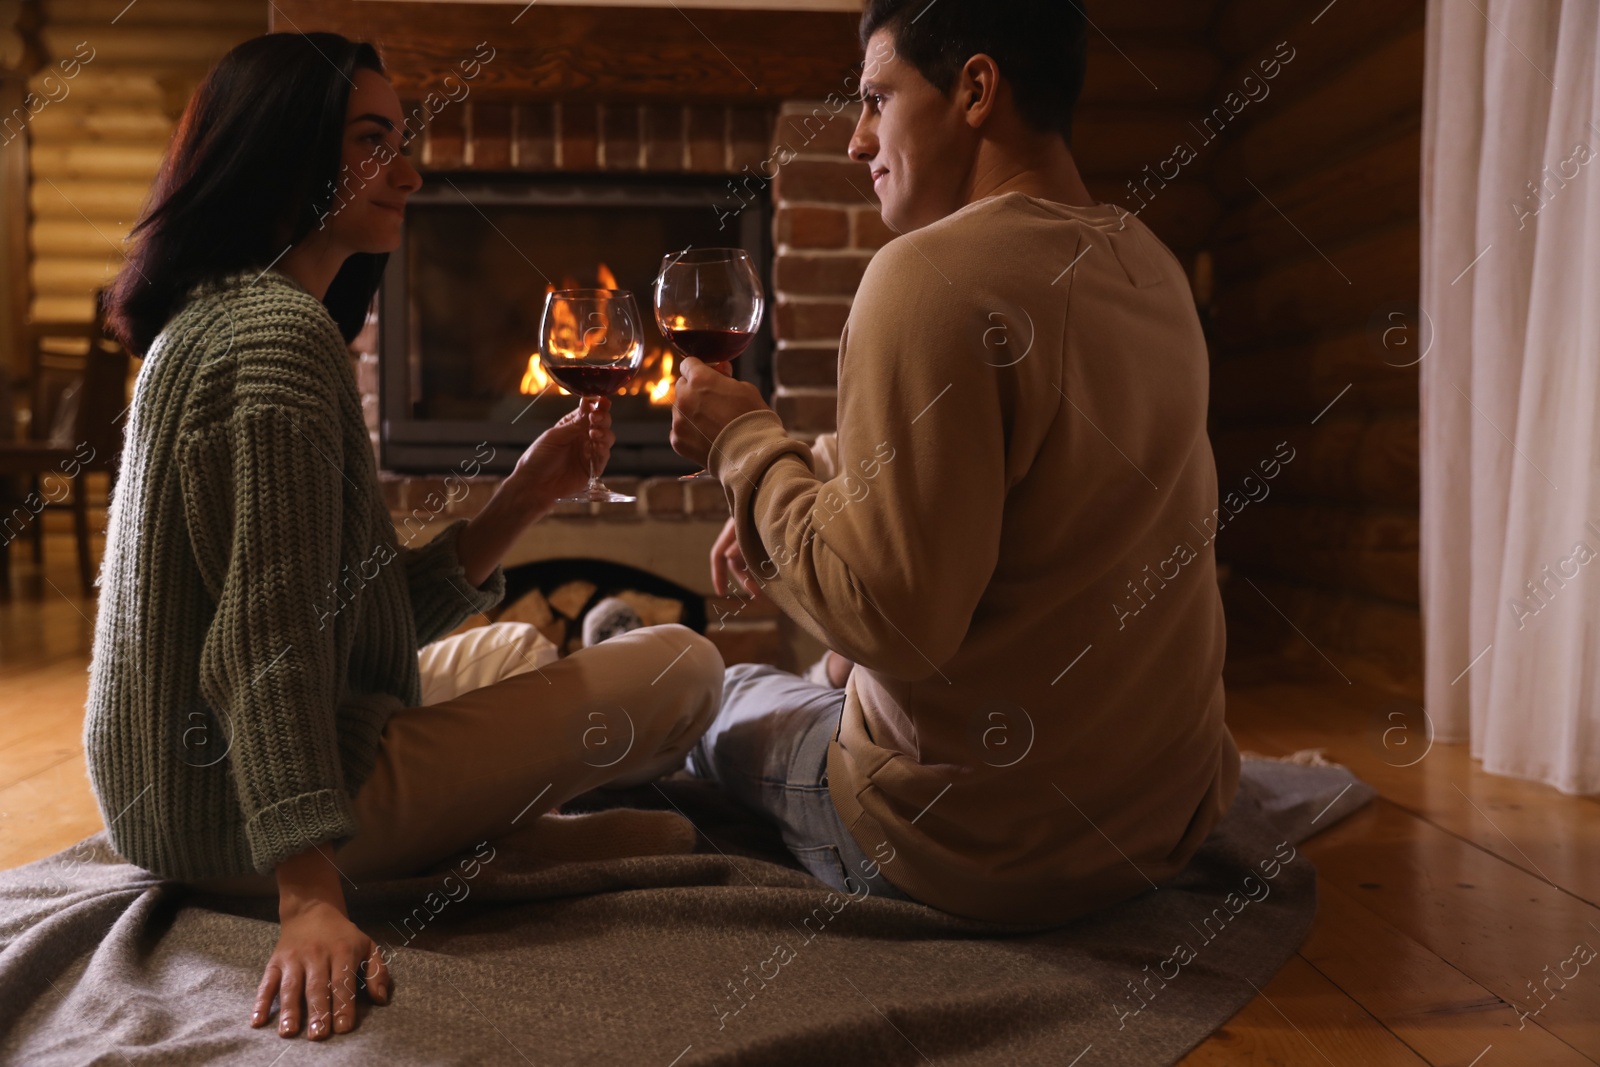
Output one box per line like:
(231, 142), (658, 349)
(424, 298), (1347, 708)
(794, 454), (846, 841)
(275, 843), (347, 919)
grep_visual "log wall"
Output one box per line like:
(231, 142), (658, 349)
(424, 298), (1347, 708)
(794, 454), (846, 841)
(1201, 0), (1426, 695)
(22, 0), (261, 328)
(1, 1), (36, 426)
(1073, 0), (1224, 283)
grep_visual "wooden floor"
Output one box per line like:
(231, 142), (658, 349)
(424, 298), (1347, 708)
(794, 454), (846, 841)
(3, 515), (1598, 1065)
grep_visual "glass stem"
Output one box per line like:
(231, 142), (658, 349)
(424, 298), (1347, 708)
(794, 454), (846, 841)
(588, 448), (599, 491)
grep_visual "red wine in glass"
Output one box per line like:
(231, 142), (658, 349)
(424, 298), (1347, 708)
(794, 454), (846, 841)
(661, 326), (755, 363)
(544, 363), (639, 396)
(539, 287), (644, 503)
(654, 248), (765, 479)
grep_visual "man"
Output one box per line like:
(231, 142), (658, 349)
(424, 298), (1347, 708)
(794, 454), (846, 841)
(672, 0), (1238, 927)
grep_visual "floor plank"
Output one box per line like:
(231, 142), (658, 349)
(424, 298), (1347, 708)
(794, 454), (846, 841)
(1228, 682), (1600, 907)
(1301, 798), (1600, 1059)
(1180, 954), (1430, 1065)
(1302, 877), (1596, 1066)
(0, 752), (103, 871)
(0, 512), (102, 677)
(0, 659), (91, 792)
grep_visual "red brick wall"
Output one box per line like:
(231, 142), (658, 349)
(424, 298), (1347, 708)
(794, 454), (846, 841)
(413, 100), (774, 175)
(769, 101), (886, 441)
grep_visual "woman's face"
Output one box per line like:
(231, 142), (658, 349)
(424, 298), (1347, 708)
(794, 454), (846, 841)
(321, 67), (421, 253)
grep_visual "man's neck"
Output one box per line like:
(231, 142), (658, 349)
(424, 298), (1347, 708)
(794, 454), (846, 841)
(965, 136), (1097, 210)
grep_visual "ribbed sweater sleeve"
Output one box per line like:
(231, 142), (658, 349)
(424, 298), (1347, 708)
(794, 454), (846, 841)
(400, 517), (506, 647)
(182, 396), (360, 873)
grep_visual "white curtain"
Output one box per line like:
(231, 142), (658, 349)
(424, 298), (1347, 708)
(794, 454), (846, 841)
(1421, 0), (1600, 795)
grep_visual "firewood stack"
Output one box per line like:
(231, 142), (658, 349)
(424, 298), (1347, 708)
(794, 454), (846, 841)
(490, 581), (687, 657)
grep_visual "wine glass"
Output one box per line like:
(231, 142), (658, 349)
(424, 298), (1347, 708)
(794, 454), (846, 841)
(654, 248), (764, 480)
(539, 288), (644, 503)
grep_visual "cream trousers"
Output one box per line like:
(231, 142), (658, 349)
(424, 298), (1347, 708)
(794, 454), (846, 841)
(193, 621), (723, 893)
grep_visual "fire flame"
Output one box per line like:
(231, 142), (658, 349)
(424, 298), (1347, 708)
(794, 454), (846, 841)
(519, 262), (676, 406)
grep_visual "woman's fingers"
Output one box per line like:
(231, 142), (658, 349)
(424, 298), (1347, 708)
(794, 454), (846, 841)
(303, 960), (332, 1040)
(252, 963), (281, 1028)
(580, 397), (615, 469)
(277, 964), (305, 1037)
(363, 940), (391, 1005)
(257, 905), (391, 1042)
(331, 953), (358, 1035)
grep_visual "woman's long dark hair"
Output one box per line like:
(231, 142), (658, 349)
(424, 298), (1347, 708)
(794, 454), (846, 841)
(106, 33), (388, 357)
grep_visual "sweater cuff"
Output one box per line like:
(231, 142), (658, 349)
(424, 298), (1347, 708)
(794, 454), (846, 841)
(244, 787), (359, 874)
(407, 517), (508, 647)
(709, 409), (813, 492)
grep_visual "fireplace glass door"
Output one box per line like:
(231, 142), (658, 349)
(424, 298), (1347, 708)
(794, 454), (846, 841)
(380, 177), (770, 475)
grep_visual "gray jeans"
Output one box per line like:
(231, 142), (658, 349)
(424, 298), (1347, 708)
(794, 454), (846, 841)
(685, 663), (914, 902)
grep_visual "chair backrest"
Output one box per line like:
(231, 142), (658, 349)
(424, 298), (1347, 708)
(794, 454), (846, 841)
(81, 289), (130, 475)
(24, 290), (130, 473)
(76, 337), (129, 475)
(25, 322), (96, 446)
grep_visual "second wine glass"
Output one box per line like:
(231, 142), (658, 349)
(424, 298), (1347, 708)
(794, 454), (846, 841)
(539, 287), (644, 503)
(654, 248), (764, 480)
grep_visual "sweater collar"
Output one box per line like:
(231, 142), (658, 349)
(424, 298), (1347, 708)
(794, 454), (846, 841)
(185, 266), (311, 302)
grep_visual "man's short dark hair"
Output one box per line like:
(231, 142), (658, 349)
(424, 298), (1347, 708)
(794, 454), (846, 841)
(860, 0), (1088, 143)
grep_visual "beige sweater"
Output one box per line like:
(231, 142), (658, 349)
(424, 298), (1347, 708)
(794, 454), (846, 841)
(711, 192), (1239, 926)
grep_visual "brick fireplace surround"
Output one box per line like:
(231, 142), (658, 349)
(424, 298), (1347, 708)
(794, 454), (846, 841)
(277, 1), (880, 669)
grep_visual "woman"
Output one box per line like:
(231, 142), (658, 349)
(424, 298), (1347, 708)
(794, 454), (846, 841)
(90, 33), (724, 1042)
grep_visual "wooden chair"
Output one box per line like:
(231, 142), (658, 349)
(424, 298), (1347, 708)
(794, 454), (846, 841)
(0, 295), (130, 595)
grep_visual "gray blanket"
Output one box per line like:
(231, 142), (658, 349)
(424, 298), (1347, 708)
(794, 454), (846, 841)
(0, 756), (1372, 1066)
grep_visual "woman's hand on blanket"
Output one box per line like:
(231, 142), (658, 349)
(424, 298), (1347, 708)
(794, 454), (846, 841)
(711, 516), (765, 598)
(254, 897), (390, 1040)
(509, 395), (617, 509)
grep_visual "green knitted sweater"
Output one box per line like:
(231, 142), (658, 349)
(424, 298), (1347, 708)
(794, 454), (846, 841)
(84, 270), (506, 881)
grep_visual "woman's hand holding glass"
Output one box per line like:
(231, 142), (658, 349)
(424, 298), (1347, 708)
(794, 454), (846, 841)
(506, 396), (617, 513)
(452, 345), (619, 589)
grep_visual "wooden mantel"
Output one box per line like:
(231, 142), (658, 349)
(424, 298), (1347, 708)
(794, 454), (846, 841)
(270, 0), (865, 101)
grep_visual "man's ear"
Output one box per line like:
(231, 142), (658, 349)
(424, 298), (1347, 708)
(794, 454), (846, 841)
(960, 53), (1001, 128)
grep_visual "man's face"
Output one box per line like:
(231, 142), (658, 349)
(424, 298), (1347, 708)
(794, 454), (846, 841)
(849, 28), (978, 234)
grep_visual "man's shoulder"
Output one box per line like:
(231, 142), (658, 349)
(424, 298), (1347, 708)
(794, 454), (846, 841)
(864, 194), (1088, 290)
(869, 196), (1010, 262)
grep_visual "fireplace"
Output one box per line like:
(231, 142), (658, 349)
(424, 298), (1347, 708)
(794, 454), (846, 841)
(379, 175), (772, 475)
(279, 0), (878, 670)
